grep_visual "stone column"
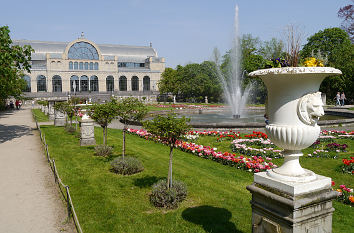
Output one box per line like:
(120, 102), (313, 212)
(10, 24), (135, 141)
(80, 114), (96, 146)
(44, 105), (49, 115)
(48, 101), (55, 120)
(54, 109), (66, 126)
(205, 96), (208, 104)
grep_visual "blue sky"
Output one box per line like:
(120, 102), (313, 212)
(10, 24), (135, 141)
(0, 0), (346, 68)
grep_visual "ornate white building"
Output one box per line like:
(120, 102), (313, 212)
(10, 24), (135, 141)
(14, 36), (165, 98)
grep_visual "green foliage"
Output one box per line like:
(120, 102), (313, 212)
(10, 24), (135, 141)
(0, 26), (33, 109)
(143, 114), (191, 145)
(116, 97), (148, 125)
(89, 99), (118, 145)
(159, 62), (223, 103)
(95, 145), (113, 157)
(259, 38), (285, 60)
(301, 28), (354, 102)
(65, 124), (76, 134)
(111, 156), (144, 175)
(150, 179), (187, 209)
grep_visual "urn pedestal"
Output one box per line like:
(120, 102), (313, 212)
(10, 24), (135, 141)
(80, 114), (96, 146)
(247, 67), (341, 233)
(54, 109), (66, 126)
(48, 101), (55, 120)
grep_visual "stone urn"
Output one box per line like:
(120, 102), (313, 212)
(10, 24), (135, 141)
(249, 67), (342, 182)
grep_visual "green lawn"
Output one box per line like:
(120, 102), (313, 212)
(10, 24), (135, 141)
(40, 125), (353, 233)
(32, 109), (50, 122)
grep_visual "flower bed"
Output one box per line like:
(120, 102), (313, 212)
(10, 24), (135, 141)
(127, 128), (277, 173)
(341, 157), (354, 174)
(332, 182), (354, 206)
(231, 138), (283, 158)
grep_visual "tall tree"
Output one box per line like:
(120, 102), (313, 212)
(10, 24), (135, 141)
(0, 26), (33, 109)
(338, 0), (354, 42)
(301, 27), (354, 102)
(259, 38), (285, 60)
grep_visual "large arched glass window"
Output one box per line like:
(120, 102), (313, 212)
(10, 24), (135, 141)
(143, 76), (150, 91)
(68, 42), (99, 60)
(70, 75), (79, 92)
(119, 76), (127, 91)
(69, 61), (73, 70)
(90, 76), (99, 92)
(106, 76), (114, 92)
(22, 75), (31, 92)
(52, 75), (62, 92)
(131, 76), (139, 91)
(80, 75), (89, 92)
(37, 75), (47, 92)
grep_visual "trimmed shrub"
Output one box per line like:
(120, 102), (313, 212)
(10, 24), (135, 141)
(150, 179), (187, 209)
(95, 145), (113, 157)
(111, 156), (144, 175)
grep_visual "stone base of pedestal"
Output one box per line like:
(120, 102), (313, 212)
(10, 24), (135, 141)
(49, 114), (55, 120)
(80, 120), (96, 146)
(54, 118), (66, 126)
(80, 138), (96, 146)
(247, 172), (337, 233)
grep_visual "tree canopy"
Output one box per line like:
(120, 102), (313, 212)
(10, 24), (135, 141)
(301, 27), (354, 101)
(0, 26), (33, 109)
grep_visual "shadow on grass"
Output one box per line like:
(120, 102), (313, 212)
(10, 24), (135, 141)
(182, 205), (243, 233)
(133, 175), (165, 188)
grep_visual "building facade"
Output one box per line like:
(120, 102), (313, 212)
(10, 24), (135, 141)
(14, 37), (165, 98)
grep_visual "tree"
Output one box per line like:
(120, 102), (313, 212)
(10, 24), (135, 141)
(338, 1), (354, 42)
(301, 28), (354, 102)
(143, 114), (190, 189)
(0, 26), (33, 109)
(158, 68), (180, 96)
(88, 100), (118, 145)
(116, 97), (148, 158)
(259, 38), (285, 60)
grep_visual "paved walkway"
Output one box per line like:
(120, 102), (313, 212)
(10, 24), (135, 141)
(0, 107), (75, 233)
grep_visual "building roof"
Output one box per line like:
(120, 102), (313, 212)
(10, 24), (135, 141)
(13, 39), (158, 59)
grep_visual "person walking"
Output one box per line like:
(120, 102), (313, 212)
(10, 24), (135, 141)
(340, 92), (346, 106)
(15, 100), (20, 110)
(334, 92), (341, 106)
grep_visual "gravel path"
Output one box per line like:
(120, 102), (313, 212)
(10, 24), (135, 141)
(0, 107), (75, 233)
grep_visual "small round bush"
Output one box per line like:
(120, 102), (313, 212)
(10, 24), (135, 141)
(150, 179), (187, 209)
(95, 145), (113, 157)
(65, 124), (76, 134)
(111, 156), (144, 175)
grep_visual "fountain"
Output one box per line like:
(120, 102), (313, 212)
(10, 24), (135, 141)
(214, 5), (251, 119)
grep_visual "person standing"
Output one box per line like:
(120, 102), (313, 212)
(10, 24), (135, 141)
(15, 100), (19, 110)
(335, 92), (341, 106)
(340, 92), (346, 106)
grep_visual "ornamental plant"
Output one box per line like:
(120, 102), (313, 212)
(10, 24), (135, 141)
(325, 142), (348, 152)
(341, 157), (354, 174)
(334, 184), (354, 206)
(88, 99), (118, 146)
(116, 97), (148, 159)
(143, 114), (191, 189)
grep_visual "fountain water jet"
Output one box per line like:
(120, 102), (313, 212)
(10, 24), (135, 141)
(214, 5), (251, 118)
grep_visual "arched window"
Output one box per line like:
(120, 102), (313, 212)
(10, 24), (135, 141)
(69, 61), (73, 70)
(84, 62), (89, 70)
(90, 76), (99, 92)
(74, 62), (78, 70)
(119, 76), (127, 91)
(79, 62), (83, 70)
(106, 76), (114, 92)
(68, 42), (99, 60)
(131, 76), (139, 91)
(22, 75), (31, 92)
(52, 75), (62, 92)
(80, 75), (89, 92)
(143, 76), (150, 91)
(89, 62), (93, 70)
(94, 62), (99, 70)
(37, 75), (47, 92)
(70, 75), (79, 92)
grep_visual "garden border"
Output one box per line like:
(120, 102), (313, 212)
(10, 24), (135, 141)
(32, 112), (83, 233)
